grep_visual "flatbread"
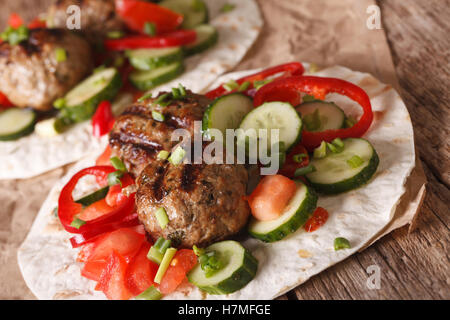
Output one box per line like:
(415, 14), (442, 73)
(0, 0), (262, 180)
(18, 64), (416, 299)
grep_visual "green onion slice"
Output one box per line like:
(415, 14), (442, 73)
(223, 79), (239, 92)
(107, 170), (123, 186)
(110, 156), (126, 172)
(54, 48), (67, 62)
(70, 217), (86, 229)
(168, 146), (186, 165)
(294, 164), (316, 177)
(143, 22), (156, 36)
(334, 237), (351, 251)
(155, 207), (169, 229)
(154, 248), (177, 284)
(152, 111), (165, 122)
(313, 141), (327, 159)
(147, 237), (172, 264)
(157, 150), (169, 160)
(346, 155), (364, 168)
(293, 153), (307, 163)
(135, 285), (162, 300)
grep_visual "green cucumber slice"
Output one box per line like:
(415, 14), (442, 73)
(188, 241), (258, 295)
(160, 0), (208, 29)
(306, 138), (379, 194)
(202, 93), (253, 140)
(237, 101), (303, 152)
(129, 61), (184, 91)
(184, 24), (218, 56)
(296, 100), (345, 131)
(0, 108), (36, 141)
(248, 181), (318, 242)
(63, 68), (122, 123)
(126, 47), (183, 71)
(75, 186), (110, 207)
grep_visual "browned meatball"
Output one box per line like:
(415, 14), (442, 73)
(47, 0), (124, 44)
(109, 91), (211, 177)
(136, 160), (250, 248)
(0, 28), (93, 111)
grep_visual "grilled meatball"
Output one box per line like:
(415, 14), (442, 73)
(0, 28), (93, 111)
(47, 0), (124, 44)
(136, 160), (250, 248)
(110, 91), (211, 177)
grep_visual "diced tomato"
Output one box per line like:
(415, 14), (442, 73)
(81, 260), (106, 282)
(246, 175), (297, 221)
(78, 199), (114, 221)
(115, 0), (183, 34)
(96, 145), (112, 166)
(0, 91), (14, 108)
(8, 13), (23, 28)
(159, 249), (197, 294)
(125, 242), (159, 296)
(28, 18), (47, 29)
(304, 207), (329, 232)
(97, 251), (133, 300)
(87, 228), (145, 263)
(279, 144), (310, 179)
(77, 242), (96, 262)
(105, 173), (135, 207)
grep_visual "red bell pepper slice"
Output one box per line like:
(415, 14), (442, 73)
(0, 91), (14, 108)
(58, 166), (135, 234)
(97, 251), (133, 300)
(205, 62), (305, 100)
(125, 242), (159, 296)
(115, 0), (183, 34)
(158, 249), (197, 294)
(104, 30), (196, 51)
(96, 145), (112, 166)
(92, 101), (115, 138)
(28, 18), (47, 29)
(278, 144), (309, 179)
(253, 75), (374, 150)
(8, 13), (23, 28)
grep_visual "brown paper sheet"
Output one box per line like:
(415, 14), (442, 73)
(0, 0), (426, 299)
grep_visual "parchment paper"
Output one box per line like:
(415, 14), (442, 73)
(0, 0), (426, 299)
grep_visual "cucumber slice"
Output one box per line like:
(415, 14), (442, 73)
(0, 108), (36, 141)
(188, 241), (258, 295)
(237, 101), (303, 152)
(63, 68), (122, 123)
(184, 24), (218, 56)
(34, 117), (67, 137)
(306, 138), (379, 194)
(296, 101), (345, 131)
(75, 186), (110, 207)
(202, 93), (253, 140)
(129, 61), (184, 91)
(126, 47), (183, 71)
(160, 0), (208, 29)
(248, 181), (318, 242)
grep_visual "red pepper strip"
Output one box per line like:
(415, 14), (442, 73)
(115, 0), (183, 34)
(253, 76), (374, 151)
(92, 101), (115, 138)
(104, 30), (196, 51)
(28, 18), (47, 29)
(58, 166), (134, 234)
(0, 91), (14, 108)
(205, 62), (305, 100)
(70, 213), (140, 248)
(8, 13), (23, 28)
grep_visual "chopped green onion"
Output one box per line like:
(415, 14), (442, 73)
(293, 153), (307, 163)
(238, 81), (251, 92)
(171, 87), (181, 99)
(154, 248), (177, 284)
(1, 25), (29, 45)
(155, 207), (169, 229)
(332, 138), (344, 148)
(106, 30), (125, 39)
(253, 79), (272, 90)
(223, 79), (239, 92)
(157, 150), (169, 160)
(294, 164), (316, 177)
(107, 170), (123, 186)
(347, 155), (364, 168)
(110, 156), (126, 172)
(147, 237), (172, 264)
(178, 83), (186, 97)
(155, 93), (171, 106)
(345, 116), (357, 128)
(220, 3), (236, 13)
(303, 109), (322, 131)
(53, 98), (66, 109)
(313, 141), (327, 159)
(302, 94), (317, 102)
(152, 111), (165, 122)
(143, 22), (156, 36)
(193, 245), (205, 256)
(54, 48), (67, 62)
(135, 285), (162, 300)
(334, 237), (351, 251)
(168, 146), (186, 165)
(138, 92), (153, 102)
(70, 217), (86, 229)
(326, 141), (343, 153)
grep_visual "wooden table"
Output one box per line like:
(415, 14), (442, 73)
(1, 0), (448, 300)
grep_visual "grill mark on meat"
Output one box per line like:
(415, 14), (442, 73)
(181, 164), (202, 192)
(152, 164), (168, 202)
(110, 131), (162, 153)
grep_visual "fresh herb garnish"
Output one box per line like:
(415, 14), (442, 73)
(0, 25), (29, 45)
